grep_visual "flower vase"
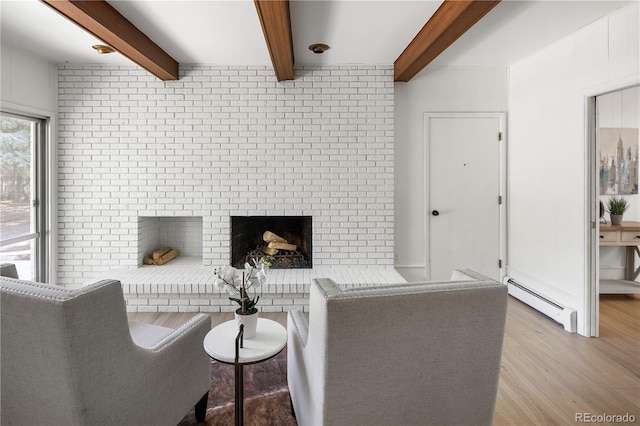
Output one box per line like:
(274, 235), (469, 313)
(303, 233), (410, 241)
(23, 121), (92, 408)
(235, 308), (259, 339)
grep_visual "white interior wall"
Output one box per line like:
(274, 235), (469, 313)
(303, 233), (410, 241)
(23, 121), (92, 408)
(1, 44), (58, 113)
(1, 44), (59, 282)
(507, 3), (639, 336)
(394, 66), (507, 281)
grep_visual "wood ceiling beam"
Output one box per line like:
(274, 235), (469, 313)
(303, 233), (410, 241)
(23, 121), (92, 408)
(394, 0), (501, 82)
(254, 0), (295, 81)
(41, 0), (179, 81)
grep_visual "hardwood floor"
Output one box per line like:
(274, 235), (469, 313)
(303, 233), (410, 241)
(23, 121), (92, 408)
(494, 294), (639, 425)
(129, 295), (640, 425)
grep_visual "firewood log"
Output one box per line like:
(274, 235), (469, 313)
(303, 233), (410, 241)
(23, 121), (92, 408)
(154, 249), (179, 266)
(263, 231), (287, 244)
(268, 242), (297, 251)
(152, 248), (172, 260)
(143, 256), (154, 265)
(263, 247), (279, 255)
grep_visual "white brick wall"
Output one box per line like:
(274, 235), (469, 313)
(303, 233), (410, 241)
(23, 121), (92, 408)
(57, 65), (395, 287)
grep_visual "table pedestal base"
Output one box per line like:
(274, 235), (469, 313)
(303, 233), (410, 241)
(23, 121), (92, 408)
(235, 324), (244, 426)
(235, 363), (244, 426)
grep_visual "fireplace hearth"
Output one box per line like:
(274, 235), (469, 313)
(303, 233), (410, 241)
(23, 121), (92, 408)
(231, 216), (312, 269)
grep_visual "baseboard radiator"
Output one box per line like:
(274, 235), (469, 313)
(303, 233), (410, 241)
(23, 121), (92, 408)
(504, 277), (577, 333)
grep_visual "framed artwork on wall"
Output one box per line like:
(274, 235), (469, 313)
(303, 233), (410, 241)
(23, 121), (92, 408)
(599, 127), (639, 195)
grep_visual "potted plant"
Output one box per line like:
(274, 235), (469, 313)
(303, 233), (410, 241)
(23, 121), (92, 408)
(214, 258), (270, 338)
(607, 196), (628, 226)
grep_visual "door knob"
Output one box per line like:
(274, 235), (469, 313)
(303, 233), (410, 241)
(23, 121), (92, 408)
(432, 210), (440, 216)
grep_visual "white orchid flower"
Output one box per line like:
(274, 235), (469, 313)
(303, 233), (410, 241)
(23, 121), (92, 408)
(246, 262), (268, 287)
(257, 269), (267, 285)
(214, 258), (268, 312)
(251, 268), (266, 286)
(223, 266), (238, 282)
(213, 267), (227, 289)
(214, 265), (243, 292)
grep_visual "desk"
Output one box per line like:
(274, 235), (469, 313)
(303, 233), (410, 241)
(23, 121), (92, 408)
(203, 318), (287, 426)
(599, 221), (640, 293)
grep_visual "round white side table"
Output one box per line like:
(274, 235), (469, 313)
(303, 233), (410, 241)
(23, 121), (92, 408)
(203, 318), (287, 426)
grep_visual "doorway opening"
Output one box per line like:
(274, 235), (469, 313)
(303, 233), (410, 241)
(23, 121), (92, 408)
(589, 85), (640, 336)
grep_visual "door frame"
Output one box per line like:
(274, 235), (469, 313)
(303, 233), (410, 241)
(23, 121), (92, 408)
(586, 95), (599, 337)
(424, 112), (507, 281)
(586, 83), (640, 337)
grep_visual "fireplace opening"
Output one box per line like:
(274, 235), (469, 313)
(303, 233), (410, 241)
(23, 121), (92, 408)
(138, 216), (203, 266)
(231, 216), (312, 269)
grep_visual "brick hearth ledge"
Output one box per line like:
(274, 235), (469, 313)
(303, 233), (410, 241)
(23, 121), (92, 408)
(91, 256), (407, 313)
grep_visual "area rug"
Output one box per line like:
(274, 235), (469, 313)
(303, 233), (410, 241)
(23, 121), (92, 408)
(177, 350), (297, 425)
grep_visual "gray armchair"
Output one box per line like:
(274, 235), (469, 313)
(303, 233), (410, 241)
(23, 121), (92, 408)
(287, 269), (508, 426)
(0, 276), (211, 426)
(0, 263), (19, 279)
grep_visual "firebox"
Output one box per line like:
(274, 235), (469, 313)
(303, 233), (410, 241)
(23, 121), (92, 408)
(231, 216), (312, 269)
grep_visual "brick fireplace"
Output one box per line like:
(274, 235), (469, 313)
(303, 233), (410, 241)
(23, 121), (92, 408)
(56, 64), (395, 288)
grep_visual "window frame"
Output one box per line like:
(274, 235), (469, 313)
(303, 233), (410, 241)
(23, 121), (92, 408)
(1, 110), (50, 282)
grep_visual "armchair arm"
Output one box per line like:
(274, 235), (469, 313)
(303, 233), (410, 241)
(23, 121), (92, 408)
(311, 278), (341, 299)
(450, 269), (489, 281)
(288, 308), (325, 425)
(115, 313), (211, 426)
(287, 309), (309, 348)
(288, 280), (333, 426)
(0, 263), (18, 278)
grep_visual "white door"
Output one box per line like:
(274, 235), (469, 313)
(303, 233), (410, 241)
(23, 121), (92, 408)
(426, 113), (505, 281)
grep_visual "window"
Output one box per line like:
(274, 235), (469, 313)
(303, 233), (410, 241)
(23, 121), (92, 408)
(0, 112), (47, 281)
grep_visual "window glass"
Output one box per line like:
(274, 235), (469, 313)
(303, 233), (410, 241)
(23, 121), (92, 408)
(1, 113), (44, 281)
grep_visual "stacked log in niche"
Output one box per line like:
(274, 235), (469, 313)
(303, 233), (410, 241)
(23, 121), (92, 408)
(143, 247), (179, 266)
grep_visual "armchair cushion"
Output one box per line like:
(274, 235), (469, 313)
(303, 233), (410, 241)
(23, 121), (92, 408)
(129, 321), (174, 348)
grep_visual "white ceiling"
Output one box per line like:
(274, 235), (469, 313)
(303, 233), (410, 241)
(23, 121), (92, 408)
(0, 0), (634, 76)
